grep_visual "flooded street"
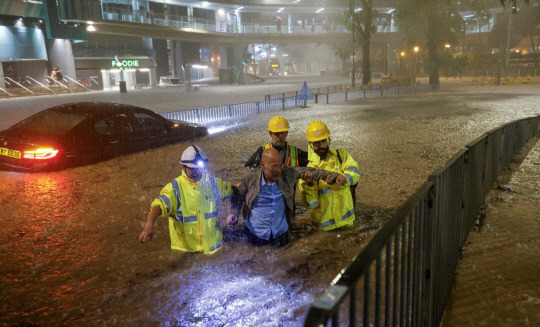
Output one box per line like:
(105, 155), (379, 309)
(1, 82), (539, 326)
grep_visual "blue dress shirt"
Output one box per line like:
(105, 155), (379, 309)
(245, 174), (288, 240)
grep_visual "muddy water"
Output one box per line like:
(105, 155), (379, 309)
(1, 85), (539, 326)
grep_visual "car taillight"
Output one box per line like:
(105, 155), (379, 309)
(23, 148), (59, 160)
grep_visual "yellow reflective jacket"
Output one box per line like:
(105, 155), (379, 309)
(151, 170), (232, 254)
(299, 147), (360, 231)
(263, 143), (299, 167)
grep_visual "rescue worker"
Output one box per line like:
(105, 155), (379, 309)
(299, 121), (360, 231)
(244, 115), (308, 169)
(229, 149), (346, 247)
(139, 145), (233, 254)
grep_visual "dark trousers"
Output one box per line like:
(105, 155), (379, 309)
(245, 228), (288, 248)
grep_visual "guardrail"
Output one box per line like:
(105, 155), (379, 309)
(303, 115), (540, 327)
(161, 84), (431, 124)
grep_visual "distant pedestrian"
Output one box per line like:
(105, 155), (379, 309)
(53, 66), (63, 84)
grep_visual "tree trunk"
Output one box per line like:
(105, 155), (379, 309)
(360, 0), (372, 86)
(362, 28), (372, 86)
(530, 35), (538, 69)
(426, 3), (440, 91)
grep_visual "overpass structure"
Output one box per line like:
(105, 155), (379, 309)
(0, 0), (528, 91)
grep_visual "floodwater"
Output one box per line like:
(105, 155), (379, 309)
(1, 83), (539, 326)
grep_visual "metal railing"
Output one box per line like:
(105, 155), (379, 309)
(25, 76), (55, 94)
(303, 115), (540, 327)
(2, 77), (35, 95)
(100, 9), (396, 35)
(161, 84), (431, 125)
(63, 75), (91, 92)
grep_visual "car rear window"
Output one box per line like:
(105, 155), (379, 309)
(15, 110), (87, 135)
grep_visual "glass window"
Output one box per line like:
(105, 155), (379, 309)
(133, 112), (165, 131)
(94, 114), (133, 135)
(15, 110), (87, 135)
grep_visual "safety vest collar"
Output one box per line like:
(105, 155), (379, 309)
(180, 169), (205, 187)
(308, 146), (337, 165)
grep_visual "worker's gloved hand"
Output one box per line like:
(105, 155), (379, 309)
(335, 175), (347, 186)
(226, 214), (238, 226)
(139, 228), (153, 243)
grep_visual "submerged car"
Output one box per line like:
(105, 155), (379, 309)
(0, 102), (208, 171)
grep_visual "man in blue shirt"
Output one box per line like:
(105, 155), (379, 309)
(230, 149), (346, 246)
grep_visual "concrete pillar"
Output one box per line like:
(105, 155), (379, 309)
(101, 70), (110, 89)
(0, 67), (5, 89)
(125, 70), (135, 88)
(230, 44), (244, 84)
(149, 67), (157, 87)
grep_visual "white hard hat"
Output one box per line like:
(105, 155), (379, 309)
(180, 145), (208, 168)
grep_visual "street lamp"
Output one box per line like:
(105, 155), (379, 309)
(413, 46), (419, 84)
(399, 51), (406, 73)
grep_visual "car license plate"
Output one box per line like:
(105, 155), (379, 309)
(0, 147), (21, 159)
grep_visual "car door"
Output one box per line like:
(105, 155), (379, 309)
(93, 113), (134, 158)
(132, 111), (169, 149)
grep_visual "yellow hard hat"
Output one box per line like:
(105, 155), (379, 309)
(268, 116), (290, 133)
(306, 120), (330, 142)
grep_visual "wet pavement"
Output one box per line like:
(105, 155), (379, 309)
(441, 138), (540, 327)
(0, 78), (539, 326)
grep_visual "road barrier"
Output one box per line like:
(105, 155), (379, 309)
(160, 84), (431, 124)
(302, 116), (540, 327)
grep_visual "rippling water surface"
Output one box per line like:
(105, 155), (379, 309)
(1, 85), (539, 326)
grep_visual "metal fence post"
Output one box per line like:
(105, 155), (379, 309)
(228, 105), (232, 118)
(257, 101), (260, 114)
(196, 109), (200, 123)
(282, 97), (285, 110)
(315, 94), (319, 104)
(421, 185), (436, 327)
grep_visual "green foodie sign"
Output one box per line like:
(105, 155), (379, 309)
(111, 59), (140, 69)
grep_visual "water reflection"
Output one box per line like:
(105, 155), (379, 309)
(0, 172), (105, 325)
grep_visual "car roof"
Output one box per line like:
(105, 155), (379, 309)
(50, 102), (154, 117)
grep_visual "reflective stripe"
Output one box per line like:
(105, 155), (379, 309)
(209, 240), (223, 252)
(263, 143), (272, 150)
(342, 209), (355, 220)
(221, 190), (232, 201)
(170, 213), (183, 222)
(347, 166), (360, 174)
(205, 211), (218, 219)
(287, 145), (298, 167)
(313, 219), (335, 228)
(158, 195), (170, 212)
(308, 201), (319, 208)
(320, 188), (332, 195)
(345, 174), (354, 185)
(209, 176), (220, 208)
(183, 215), (197, 223)
(172, 179), (182, 216)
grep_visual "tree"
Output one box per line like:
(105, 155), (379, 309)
(396, 0), (462, 91)
(341, 0), (376, 87)
(513, 2), (540, 69)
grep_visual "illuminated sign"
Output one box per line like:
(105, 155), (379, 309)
(271, 64), (279, 68)
(111, 59), (140, 69)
